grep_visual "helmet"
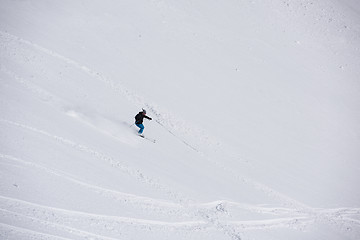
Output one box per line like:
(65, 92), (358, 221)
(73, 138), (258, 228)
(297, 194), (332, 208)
(142, 108), (147, 114)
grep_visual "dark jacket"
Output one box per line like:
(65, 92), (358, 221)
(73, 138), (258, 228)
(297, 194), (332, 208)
(135, 112), (152, 124)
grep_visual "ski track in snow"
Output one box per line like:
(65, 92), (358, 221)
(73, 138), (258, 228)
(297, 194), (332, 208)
(3, 194), (357, 239)
(0, 154), (185, 214)
(1, 118), (358, 239)
(1, 30), (360, 239)
(1, 150), (331, 222)
(0, 222), (73, 240)
(0, 209), (120, 240)
(0, 119), (242, 239)
(0, 118), (188, 204)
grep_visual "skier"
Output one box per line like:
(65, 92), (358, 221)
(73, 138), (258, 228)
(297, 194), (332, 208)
(134, 109), (152, 135)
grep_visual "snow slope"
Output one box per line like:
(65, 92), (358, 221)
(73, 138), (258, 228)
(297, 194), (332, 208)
(1, 0), (360, 239)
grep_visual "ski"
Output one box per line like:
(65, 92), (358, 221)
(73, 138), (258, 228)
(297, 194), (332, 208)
(139, 135), (156, 143)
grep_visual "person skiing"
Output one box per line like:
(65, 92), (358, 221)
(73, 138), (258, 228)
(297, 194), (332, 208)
(134, 109), (152, 135)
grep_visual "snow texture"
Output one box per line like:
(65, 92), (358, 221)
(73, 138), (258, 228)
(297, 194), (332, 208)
(0, 0), (360, 239)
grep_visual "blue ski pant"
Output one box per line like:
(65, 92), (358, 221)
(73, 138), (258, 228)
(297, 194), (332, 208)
(136, 123), (144, 134)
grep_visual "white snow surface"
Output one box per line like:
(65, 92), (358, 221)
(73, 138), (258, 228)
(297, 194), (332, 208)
(1, 0), (360, 239)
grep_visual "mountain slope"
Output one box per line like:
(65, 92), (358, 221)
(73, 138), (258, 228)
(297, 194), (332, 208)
(1, 0), (360, 239)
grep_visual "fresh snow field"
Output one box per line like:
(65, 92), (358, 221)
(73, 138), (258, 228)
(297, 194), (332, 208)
(1, 0), (360, 239)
